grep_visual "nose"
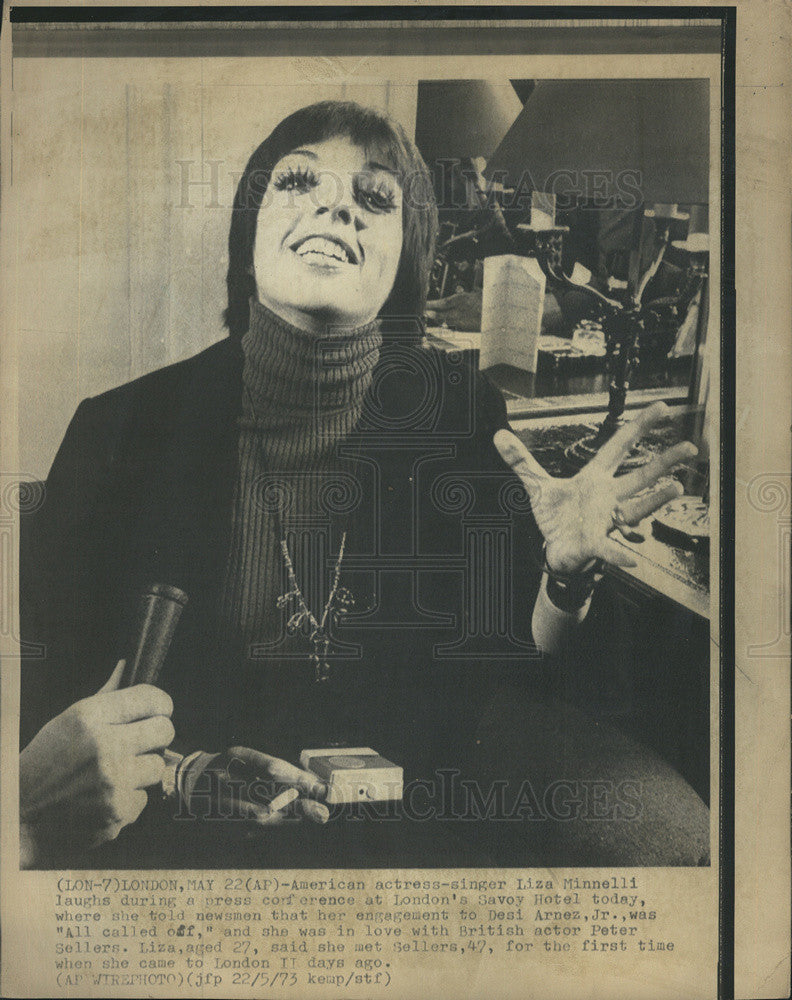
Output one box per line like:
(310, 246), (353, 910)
(331, 204), (353, 226)
(313, 173), (365, 230)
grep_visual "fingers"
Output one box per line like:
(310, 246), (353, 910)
(425, 295), (458, 312)
(493, 430), (550, 492)
(218, 795), (329, 827)
(241, 789), (329, 825)
(110, 788), (148, 826)
(233, 797), (276, 825)
(99, 659), (126, 694)
(89, 821), (124, 849)
(426, 293), (482, 331)
(131, 753), (167, 789)
(425, 298), (451, 323)
(618, 479), (684, 525)
(214, 753), (330, 826)
(593, 402), (670, 472)
(594, 538), (638, 569)
(253, 795), (329, 826)
(264, 757), (328, 800)
(615, 441), (698, 499)
(123, 715), (176, 754)
(297, 798), (330, 825)
(226, 747), (327, 800)
(98, 684), (174, 724)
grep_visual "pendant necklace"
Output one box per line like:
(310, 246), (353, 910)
(243, 383), (356, 683)
(275, 523), (354, 682)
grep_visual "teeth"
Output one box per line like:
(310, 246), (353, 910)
(296, 237), (352, 263)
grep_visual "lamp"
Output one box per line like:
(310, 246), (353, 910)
(416, 81), (527, 302)
(414, 80), (525, 164)
(486, 79), (710, 468)
(487, 79), (709, 205)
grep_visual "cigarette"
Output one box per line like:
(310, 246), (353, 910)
(267, 787), (300, 815)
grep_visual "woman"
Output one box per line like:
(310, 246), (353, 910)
(20, 101), (706, 868)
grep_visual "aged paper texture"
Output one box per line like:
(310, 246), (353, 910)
(0, 3), (788, 999)
(731, 1), (791, 996)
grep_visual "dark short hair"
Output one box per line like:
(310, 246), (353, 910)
(225, 101), (438, 341)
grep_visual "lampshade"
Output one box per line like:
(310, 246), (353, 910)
(414, 80), (524, 163)
(485, 79), (709, 206)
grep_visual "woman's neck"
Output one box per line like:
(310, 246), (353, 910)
(254, 296), (376, 337)
(241, 298), (382, 420)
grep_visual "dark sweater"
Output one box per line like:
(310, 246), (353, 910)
(221, 299), (382, 642)
(20, 331), (708, 871)
(20, 329), (551, 869)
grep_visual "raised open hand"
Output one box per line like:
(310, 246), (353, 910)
(494, 402), (697, 576)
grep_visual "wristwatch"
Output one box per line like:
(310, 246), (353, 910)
(542, 544), (603, 612)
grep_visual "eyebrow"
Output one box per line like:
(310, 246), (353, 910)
(365, 161), (400, 178)
(284, 149), (400, 179)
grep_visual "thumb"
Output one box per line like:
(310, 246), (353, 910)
(99, 659), (126, 693)
(493, 430), (551, 492)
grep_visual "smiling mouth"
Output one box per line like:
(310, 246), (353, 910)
(290, 234), (359, 265)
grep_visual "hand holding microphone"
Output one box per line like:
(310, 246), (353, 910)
(122, 589), (330, 826)
(19, 584), (186, 867)
(19, 659), (175, 867)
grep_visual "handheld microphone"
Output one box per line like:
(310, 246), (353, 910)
(120, 583), (189, 688)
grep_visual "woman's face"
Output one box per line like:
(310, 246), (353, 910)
(252, 135), (403, 332)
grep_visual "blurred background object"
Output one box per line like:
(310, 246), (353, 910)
(414, 79), (526, 165)
(421, 77), (710, 471)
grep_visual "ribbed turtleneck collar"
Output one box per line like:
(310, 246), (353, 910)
(241, 298), (382, 422)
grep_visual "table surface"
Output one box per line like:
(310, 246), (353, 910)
(426, 328), (691, 418)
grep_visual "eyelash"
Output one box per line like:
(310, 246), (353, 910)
(272, 166), (398, 214)
(273, 166), (317, 194)
(354, 180), (397, 213)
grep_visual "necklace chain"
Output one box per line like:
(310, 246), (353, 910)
(243, 382), (354, 682)
(276, 527), (353, 683)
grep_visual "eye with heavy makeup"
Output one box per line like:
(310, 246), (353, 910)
(271, 158), (400, 215)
